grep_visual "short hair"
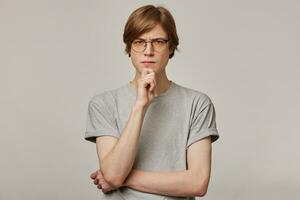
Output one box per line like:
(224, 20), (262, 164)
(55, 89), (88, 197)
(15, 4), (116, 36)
(123, 5), (179, 59)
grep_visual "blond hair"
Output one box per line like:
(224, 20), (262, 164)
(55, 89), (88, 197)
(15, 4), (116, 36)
(123, 5), (179, 58)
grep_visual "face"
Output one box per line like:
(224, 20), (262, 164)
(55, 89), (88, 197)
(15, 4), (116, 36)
(130, 24), (172, 75)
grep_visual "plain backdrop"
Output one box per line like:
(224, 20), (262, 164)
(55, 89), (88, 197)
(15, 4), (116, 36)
(1, 0), (299, 199)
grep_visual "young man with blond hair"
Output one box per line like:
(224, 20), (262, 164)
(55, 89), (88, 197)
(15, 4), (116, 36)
(85, 5), (219, 200)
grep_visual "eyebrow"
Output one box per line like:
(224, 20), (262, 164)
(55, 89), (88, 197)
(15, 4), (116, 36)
(136, 37), (168, 40)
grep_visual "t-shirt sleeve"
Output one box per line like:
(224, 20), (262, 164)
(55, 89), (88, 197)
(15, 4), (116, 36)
(84, 96), (120, 143)
(186, 96), (219, 148)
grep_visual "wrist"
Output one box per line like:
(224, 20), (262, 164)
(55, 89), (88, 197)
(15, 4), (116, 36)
(122, 169), (136, 187)
(132, 103), (148, 112)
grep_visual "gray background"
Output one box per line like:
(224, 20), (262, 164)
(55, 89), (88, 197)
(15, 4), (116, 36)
(1, 0), (299, 199)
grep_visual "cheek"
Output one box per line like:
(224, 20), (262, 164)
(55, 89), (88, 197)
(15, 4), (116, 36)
(159, 52), (170, 65)
(130, 53), (140, 68)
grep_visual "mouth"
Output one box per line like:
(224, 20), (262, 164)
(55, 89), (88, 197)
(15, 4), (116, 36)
(141, 61), (156, 67)
(141, 60), (156, 63)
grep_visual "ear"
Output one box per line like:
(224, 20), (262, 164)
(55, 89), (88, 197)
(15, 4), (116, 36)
(169, 47), (174, 55)
(169, 50), (174, 58)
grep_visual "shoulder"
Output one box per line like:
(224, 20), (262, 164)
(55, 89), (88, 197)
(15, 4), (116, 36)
(88, 83), (128, 107)
(174, 82), (213, 107)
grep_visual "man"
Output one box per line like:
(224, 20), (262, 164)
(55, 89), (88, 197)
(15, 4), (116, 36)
(85, 5), (219, 200)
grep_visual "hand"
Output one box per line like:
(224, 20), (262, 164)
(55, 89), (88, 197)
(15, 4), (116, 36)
(90, 170), (118, 193)
(135, 68), (157, 108)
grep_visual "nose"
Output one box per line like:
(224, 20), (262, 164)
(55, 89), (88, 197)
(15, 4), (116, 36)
(144, 42), (154, 56)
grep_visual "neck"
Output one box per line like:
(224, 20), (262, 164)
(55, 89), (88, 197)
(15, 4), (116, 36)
(130, 70), (171, 96)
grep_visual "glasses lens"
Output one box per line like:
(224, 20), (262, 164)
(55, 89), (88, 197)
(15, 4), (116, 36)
(132, 40), (145, 52)
(152, 40), (168, 52)
(132, 39), (168, 52)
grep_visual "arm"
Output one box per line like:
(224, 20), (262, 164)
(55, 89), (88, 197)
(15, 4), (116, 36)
(123, 136), (212, 197)
(96, 69), (157, 188)
(98, 104), (147, 187)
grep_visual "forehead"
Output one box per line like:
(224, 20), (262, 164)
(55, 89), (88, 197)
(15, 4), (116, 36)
(138, 24), (168, 39)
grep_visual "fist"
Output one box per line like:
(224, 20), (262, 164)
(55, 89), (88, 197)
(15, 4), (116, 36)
(90, 170), (117, 193)
(135, 68), (157, 107)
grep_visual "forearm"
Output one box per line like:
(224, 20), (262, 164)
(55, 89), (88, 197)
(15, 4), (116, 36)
(100, 104), (147, 185)
(123, 169), (204, 197)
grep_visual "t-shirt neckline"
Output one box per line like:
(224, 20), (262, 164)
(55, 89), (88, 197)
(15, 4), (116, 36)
(127, 80), (175, 100)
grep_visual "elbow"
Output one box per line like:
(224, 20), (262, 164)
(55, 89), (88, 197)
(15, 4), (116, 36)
(102, 172), (125, 188)
(100, 163), (125, 188)
(194, 187), (208, 197)
(107, 178), (124, 188)
(193, 178), (209, 197)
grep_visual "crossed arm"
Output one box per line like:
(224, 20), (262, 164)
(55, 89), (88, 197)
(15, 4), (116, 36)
(91, 135), (212, 197)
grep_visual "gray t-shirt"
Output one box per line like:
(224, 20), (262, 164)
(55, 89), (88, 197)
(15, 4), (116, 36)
(84, 81), (219, 200)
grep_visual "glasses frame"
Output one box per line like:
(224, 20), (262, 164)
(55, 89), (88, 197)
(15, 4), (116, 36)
(131, 38), (169, 53)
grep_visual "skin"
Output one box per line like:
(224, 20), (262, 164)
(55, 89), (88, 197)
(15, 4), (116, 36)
(89, 24), (212, 197)
(91, 23), (173, 192)
(129, 23), (173, 107)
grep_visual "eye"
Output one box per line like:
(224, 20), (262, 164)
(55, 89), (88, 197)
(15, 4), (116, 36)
(133, 40), (145, 45)
(153, 40), (166, 45)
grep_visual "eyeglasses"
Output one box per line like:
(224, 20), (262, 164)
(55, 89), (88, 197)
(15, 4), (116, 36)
(131, 38), (169, 53)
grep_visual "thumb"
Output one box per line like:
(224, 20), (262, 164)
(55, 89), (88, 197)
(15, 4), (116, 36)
(90, 170), (98, 179)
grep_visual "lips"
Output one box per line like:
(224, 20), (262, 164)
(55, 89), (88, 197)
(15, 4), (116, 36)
(141, 61), (155, 63)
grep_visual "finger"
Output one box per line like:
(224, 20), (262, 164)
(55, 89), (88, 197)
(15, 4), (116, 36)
(142, 77), (155, 84)
(94, 179), (99, 185)
(152, 82), (156, 92)
(151, 79), (156, 91)
(149, 80), (155, 92)
(97, 184), (102, 189)
(143, 72), (155, 80)
(96, 173), (102, 179)
(146, 79), (153, 91)
(141, 69), (149, 77)
(141, 68), (154, 77)
(143, 78), (155, 91)
(90, 171), (98, 179)
(99, 179), (109, 187)
(101, 184), (114, 193)
(141, 79), (151, 89)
